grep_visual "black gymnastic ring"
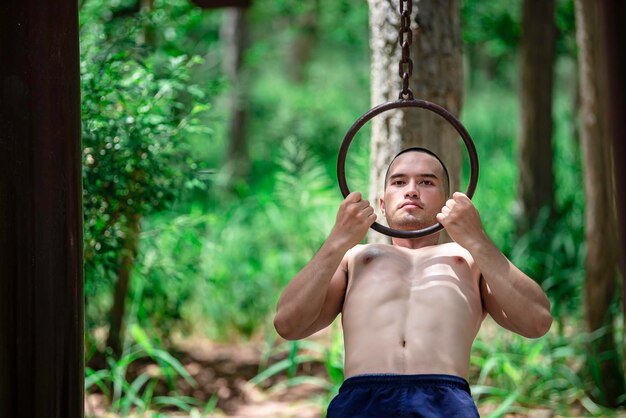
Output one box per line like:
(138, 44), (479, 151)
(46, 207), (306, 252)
(337, 99), (479, 239)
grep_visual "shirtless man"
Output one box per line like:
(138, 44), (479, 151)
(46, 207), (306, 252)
(273, 148), (552, 417)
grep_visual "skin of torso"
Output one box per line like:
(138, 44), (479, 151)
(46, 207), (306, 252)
(341, 241), (485, 380)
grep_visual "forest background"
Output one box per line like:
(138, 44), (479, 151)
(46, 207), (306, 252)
(80, 0), (625, 416)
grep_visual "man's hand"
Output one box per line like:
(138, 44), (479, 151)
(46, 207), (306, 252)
(329, 192), (377, 250)
(436, 192), (487, 251)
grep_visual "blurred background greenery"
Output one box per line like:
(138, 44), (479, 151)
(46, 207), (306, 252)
(80, 0), (624, 416)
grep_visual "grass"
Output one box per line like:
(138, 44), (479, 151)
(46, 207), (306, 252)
(85, 316), (214, 416)
(471, 322), (617, 417)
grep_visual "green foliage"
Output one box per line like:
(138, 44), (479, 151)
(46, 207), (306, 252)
(80, 0), (215, 334)
(132, 211), (210, 338)
(163, 140), (339, 339)
(248, 0), (369, 59)
(108, 138), (340, 342)
(247, 49), (370, 182)
(462, 0), (521, 85)
(508, 202), (585, 327)
(462, 0), (578, 86)
(461, 82), (518, 245)
(555, 0), (578, 57)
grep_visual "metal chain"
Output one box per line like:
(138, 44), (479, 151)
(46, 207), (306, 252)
(398, 0), (414, 100)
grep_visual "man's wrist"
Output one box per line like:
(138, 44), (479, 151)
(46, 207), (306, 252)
(325, 237), (351, 254)
(463, 231), (497, 258)
(325, 231), (354, 254)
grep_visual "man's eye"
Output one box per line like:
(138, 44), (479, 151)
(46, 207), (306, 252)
(393, 180), (405, 185)
(420, 180), (434, 186)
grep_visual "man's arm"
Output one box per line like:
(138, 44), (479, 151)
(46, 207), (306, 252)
(437, 192), (552, 338)
(274, 192), (376, 340)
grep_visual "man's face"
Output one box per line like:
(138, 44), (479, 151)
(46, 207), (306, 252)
(380, 151), (448, 230)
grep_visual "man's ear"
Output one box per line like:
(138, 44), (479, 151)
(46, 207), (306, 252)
(379, 196), (386, 216)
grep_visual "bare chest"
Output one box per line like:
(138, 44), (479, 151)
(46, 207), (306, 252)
(345, 244), (482, 310)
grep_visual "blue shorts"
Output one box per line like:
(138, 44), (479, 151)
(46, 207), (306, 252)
(327, 374), (480, 418)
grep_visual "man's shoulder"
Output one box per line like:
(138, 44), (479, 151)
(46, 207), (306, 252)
(345, 243), (367, 258)
(343, 243), (388, 262)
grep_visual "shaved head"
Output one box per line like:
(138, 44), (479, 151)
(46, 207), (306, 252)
(384, 147), (450, 196)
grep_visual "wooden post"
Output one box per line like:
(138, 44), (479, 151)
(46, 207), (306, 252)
(0, 1), (84, 417)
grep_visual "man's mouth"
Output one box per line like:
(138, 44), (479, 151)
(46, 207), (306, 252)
(400, 201), (423, 209)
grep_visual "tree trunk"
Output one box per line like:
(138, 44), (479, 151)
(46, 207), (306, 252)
(600, 0), (626, 360)
(368, 0), (463, 243)
(516, 0), (556, 236)
(598, 0), (626, 391)
(140, 0), (155, 46)
(221, 7), (251, 189)
(286, 1), (319, 83)
(106, 213), (142, 357)
(575, 0), (625, 406)
(105, 0), (153, 358)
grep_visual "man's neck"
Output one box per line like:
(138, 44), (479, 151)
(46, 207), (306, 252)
(391, 233), (441, 249)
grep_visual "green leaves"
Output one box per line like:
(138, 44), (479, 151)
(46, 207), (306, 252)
(80, 0), (215, 335)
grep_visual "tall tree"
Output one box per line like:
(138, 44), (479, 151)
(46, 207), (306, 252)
(516, 0), (556, 236)
(221, 6), (251, 189)
(368, 0), (463, 243)
(575, 0), (625, 406)
(106, 0), (161, 356)
(105, 0), (156, 357)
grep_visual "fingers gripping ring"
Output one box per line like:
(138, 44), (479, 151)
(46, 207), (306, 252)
(337, 99), (479, 239)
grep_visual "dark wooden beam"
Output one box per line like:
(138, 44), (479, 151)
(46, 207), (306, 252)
(0, 1), (84, 417)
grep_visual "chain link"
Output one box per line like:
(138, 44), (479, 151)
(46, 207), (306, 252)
(398, 0), (413, 100)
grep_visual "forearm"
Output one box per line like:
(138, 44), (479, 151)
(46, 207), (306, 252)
(468, 235), (552, 337)
(274, 235), (349, 339)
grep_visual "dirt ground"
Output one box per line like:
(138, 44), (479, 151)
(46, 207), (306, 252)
(173, 336), (328, 417)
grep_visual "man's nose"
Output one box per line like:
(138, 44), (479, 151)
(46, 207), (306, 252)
(404, 183), (419, 198)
